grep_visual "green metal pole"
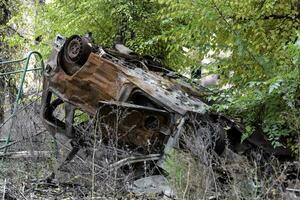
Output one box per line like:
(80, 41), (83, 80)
(0, 58), (27, 65)
(0, 67), (43, 76)
(2, 51), (44, 154)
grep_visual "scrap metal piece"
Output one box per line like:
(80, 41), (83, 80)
(41, 34), (290, 171)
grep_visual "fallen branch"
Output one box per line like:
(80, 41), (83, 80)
(286, 188), (300, 193)
(109, 154), (161, 169)
(163, 117), (186, 153)
(0, 130), (46, 151)
(2, 179), (6, 200)
(0, 151), (51, 159)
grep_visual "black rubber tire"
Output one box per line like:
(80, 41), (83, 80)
(60, 35), (92, 75)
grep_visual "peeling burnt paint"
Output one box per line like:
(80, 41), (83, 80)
(41, 34), (212, 152)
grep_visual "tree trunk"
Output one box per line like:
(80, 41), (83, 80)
(8, 78), (17, 114)
(0, 77), (5, 125)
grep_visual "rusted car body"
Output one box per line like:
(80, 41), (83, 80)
(41, 35), (290, 165)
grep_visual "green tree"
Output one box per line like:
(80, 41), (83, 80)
(0, 0), (21, 124)
(33, 0), (165, 57)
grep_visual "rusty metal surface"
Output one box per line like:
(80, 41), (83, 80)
(41, 34), (212, 153)
(45, 52), (208, 116)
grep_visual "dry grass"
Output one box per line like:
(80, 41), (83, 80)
(164, 120), (300, 200)
(0, 90), (300, 199)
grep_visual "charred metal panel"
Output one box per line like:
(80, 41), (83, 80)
(45, 52), (208, 116)
(46, 54), (130, 114)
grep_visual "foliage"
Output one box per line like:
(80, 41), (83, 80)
(29, 0), (165, 58)
(211, 37), (300, 150)
(155, 0), (300, 150)
(0, 0), (20, 54)
(0, 0), (19, 25)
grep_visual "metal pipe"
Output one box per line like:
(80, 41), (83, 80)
(2, 51), (44, 154)
(0, 67), (43, 76)
(0, 57), (26, 65)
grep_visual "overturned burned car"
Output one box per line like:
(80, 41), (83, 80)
(41, 35), (290, 170)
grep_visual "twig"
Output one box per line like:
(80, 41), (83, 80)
(108, 154), (161, 169)
(5, 25), (27, 40)
(2, 179), (6, 200)
(183, 161), (191, 199)
(91, 127), (97, 199)
(9, 183), (28, 200)
(0, 151), (51, 159)
(286, 188), (300, 193)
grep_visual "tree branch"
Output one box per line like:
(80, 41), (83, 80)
(228, 14), (300, 22)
